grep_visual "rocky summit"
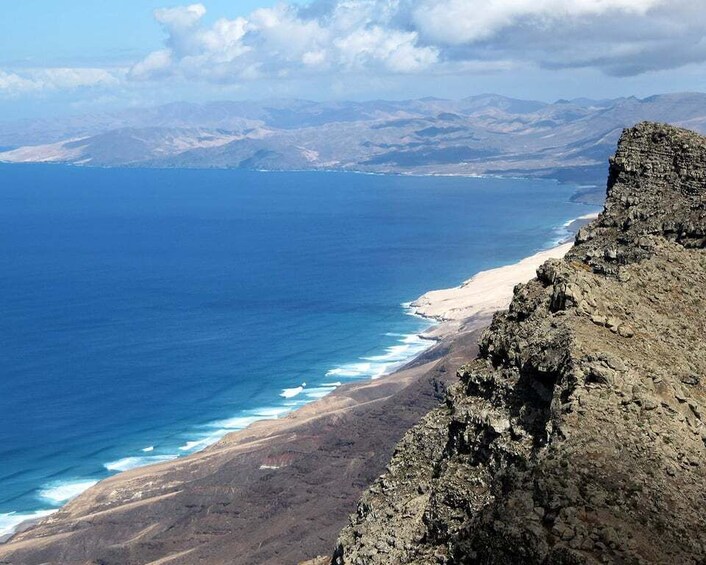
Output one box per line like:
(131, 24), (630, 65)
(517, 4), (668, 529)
(333, 122), (706, 564)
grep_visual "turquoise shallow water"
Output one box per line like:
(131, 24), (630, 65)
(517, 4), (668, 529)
(0, 164), (599, 534)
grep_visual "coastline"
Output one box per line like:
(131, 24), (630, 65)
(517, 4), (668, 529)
(0, 210), (598, 555)
(0, 321), (486, 563)
(0, 160), (604, 194)
(411, 211), (599, 336)
(411, 243), (573, 328)
(0, 167), (599, 543)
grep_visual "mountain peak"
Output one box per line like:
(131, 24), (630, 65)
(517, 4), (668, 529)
(572, 122), (706, 274)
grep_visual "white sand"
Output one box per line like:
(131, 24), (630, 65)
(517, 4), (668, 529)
(0, 138), (89, 163)
(411, 242), (573, 322)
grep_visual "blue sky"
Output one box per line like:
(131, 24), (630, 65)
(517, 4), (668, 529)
(1, 1), (299, 65)
(1, 0), (706, 119)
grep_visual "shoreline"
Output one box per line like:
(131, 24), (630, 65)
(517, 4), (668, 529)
(0, 211), (598, 547)
(0, 319), (487, 563)
(0, 159), (604, 188)
(0, 322), (436, 543)
(0, 320), (441, 544)
(411, 211), (599, 334)
(411, 243), (573, 325)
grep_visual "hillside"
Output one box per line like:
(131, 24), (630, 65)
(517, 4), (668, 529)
(333, 122), (706, 563)
(3, 94), (706, 185)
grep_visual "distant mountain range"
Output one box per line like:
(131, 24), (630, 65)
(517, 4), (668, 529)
(2, 93), (706, 183)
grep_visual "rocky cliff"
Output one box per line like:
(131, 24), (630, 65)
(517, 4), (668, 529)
(333, 122), (706, 564)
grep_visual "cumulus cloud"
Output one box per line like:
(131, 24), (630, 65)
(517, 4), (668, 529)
(0, 71), (38, 94)
(155, 3), (207, 30)
(127, 0), (706, 85)
(411, 0), (662, 44)
(5, 1), (702, 100)
(129, 2), (439, 82)
(0, 68), (121, 96)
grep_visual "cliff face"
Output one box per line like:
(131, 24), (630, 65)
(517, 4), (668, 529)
(334, 123), (706, 564)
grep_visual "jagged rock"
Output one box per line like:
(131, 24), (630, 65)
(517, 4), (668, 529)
(333, 123), (706, 564)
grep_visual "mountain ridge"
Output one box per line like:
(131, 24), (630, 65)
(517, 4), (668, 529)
(3, 94), (706, 185)
(332, 122), (706, 564)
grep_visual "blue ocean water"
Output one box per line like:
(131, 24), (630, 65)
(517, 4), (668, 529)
(0, 164), (598, 534)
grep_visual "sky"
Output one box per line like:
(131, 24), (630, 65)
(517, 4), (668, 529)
(1, 0), (706, 119)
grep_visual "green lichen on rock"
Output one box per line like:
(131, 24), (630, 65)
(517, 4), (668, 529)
(333, 122), (706, 564)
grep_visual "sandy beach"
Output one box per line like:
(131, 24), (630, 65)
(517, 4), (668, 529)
(411, 242), (573, 323)
(411, 211), (599, 330)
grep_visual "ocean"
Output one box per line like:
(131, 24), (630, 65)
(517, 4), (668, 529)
(0, 164), (598, 535)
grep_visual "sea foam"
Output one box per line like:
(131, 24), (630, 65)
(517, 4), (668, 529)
(280, 384), (305, 399)
(304, 386), (335, 399)
(551, 211), (601, 246)
(178, 432), (227, 453)
(177, 405), (295, 454)
(326, 331), (432, 381)
(38, 479), (99, 504)
(0, 510), (56, 539)
(210, 415), (263, 430)
(326, 362), (380, 378)
(104, 454), (177, 472)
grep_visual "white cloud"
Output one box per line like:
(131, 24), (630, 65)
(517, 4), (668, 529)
(126, 0), (706, 85)
(0, 71), (38, 94)
(130, 50), (173, 80)
(412, 0), (662, 44)
(154, 3), (207, 31)
(130, 1), (439, 82)
(0, 0), (688, 103)
(0, 68), (121, 96)
(334, 27), (437, 73)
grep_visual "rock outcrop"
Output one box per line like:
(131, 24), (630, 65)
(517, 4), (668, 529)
(333, 122), (706, 564)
